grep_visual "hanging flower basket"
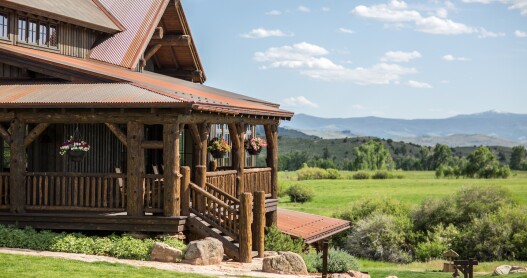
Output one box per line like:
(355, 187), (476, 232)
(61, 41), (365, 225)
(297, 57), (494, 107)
(244, 137), (267, 156)
(207, 137), (231, 159)
(67, 149), (88, 161)
(60, 128), (90, 162)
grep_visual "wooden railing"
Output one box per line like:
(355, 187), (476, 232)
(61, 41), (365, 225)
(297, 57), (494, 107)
(25, 173), (126, 212)
(0, 173), (10, 210)
(206, 170), (237, 197)
(190, 181), (240, 241)
(243, 168), (272, 196)
(144, 174), (163, 213)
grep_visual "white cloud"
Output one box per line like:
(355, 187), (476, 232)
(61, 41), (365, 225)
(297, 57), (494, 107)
(266, 10), (282, 16)
(442, 54), (469, 61)
(351, 104), (365, 110)
(408, 80), (433, 89)
(282, 96), (319, 108)
(338, 28), (355, 34)
(241, 28), (291, 39)
(515, 30), (527, 37)
(254, 42), (417, 85)
(352, 0), (503, 37)
(298, 5), (311, 13)
(461, 0), (527, 16)
(477, 28), (506, 38)
(322, 7), (331, 12)
(381, 50), (422, 62)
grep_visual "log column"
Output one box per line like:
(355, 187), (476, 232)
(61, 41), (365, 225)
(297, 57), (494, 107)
(264, 124), (278, 226)
(239, 192), (253, 263)
(126, 122), (145, 216)
(252, 191), (265, 258)
(228, 123), (245, 196)
(163, 123), (181, 217)
(189, 123), (210, 179)
(9, 119), (26, 213)
(180, 166), (191, 216)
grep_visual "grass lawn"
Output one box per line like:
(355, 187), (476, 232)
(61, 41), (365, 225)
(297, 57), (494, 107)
(278, 170), (527, 216)
(0, 253), (211, 278)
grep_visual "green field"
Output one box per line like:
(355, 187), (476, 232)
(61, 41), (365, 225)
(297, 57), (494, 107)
(278, 171), (527, 216)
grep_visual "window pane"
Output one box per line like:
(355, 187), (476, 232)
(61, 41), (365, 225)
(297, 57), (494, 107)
(28, 20), (37, 44)
(0, 14), (7, 38)
(49, 25), (57, 47)
(18, 17), (26, 41)
(39, 23), (48, 46)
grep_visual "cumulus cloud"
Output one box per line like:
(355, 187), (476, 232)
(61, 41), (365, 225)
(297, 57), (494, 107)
(408, 80), (433, 89)
(254, 42), (417, 85)
(442, 54), (469, 61)
(338, 27), (355, 34)
(515, 30), (527, 37)
(381, 50), (422, 62)
(352, 0), (503, 37)
(241, 28), (291, 39)
(266, 10), (282, 16)
(461, 0), (527, 16)
(282, 96), (319, 108)
(477, 28), (506, 38)
(298, 5), (311, 13)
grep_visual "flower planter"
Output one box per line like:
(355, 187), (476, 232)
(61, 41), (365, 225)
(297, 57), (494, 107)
(211, 150), (227, 159)
(68, 149), (87, 161)
(246, 148), (262, 156)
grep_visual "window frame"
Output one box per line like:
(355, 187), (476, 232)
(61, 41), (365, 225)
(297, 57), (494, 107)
(17, 15), (59, 50)
(0, 12), (9, 40)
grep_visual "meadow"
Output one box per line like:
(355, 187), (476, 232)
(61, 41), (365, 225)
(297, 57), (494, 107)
(278, 170), (527, 216)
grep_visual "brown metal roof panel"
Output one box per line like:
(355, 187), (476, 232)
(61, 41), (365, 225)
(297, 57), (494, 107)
(89, 0), (169, 69)
(1, 0), (121, 33)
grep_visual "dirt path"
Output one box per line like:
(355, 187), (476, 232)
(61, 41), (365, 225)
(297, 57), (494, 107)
(0, 248), (316, 278)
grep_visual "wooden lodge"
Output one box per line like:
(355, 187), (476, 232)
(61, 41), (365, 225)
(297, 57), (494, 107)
(0, 0), (295, 262)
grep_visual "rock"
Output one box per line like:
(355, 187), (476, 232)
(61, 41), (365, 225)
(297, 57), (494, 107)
(493, 265), (512, 276)
(184, 237), (224, 265)
(329, 273), (351, 278)
(150, 242), (183, 263)
(510, 266), (527, 274)
(262, 251), (308, 275)
(263, 251), (279, 257)
(347, 270), (371, 278)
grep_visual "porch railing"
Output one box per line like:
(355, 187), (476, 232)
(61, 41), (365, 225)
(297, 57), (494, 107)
(206, 170), (237, 197)
(25, 172), (126, 212)
(0, 173), (10, 210)
(242, 168), (272, 197)
(144, 174), (163, 213)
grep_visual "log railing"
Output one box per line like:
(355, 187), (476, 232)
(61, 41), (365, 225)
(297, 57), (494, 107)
(243, 167), (272, 197)
(144, 174), (163, 213)
(25, 173), (126, 212)
(0, 173), (10, 210)
(189, 181), (241, 241)
(205, 170), (237, 197)
(205, 182), (240, 210)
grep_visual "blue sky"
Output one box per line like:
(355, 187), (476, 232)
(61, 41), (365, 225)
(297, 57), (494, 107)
(184, 0), (527, 119)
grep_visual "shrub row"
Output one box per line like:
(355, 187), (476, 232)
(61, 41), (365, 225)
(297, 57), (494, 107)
(297, 166), (340, 180)
(0, 225), (186, 261)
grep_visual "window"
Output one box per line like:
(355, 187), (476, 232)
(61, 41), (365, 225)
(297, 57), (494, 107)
(0, 13), (8, 39)
(17, 16), (58, 48)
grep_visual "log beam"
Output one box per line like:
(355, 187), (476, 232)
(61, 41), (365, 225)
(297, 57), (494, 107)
(104, 123), (127, 147)
(141, 140), (163, 149)
(126, 122), (145, 217)
(156, 69), (203, 81)
(23, 123), (50, 148)
(10, 119), (26, 213)
(264, 124), (278, 226)
(163, 123), (181, 217)
(152, 27), (164, 40)
(0, 124), (11, 143)
(144, 44), (162, 62)
(149, 35), (190, 47)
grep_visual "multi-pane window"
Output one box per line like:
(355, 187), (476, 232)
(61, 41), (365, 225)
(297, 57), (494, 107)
(17, 17), (58, 48)
(0, 13), (8, 39)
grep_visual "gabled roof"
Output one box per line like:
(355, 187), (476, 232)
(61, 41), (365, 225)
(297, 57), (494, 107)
(89, 0), (169, 69)
(1, 0), (123, 33)
(0, 44), (293, 119)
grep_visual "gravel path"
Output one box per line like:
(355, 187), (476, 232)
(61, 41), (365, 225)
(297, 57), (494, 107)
(0, 248), (316, 278)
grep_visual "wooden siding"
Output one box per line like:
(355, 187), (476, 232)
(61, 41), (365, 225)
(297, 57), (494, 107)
(59, 23), (98, 58)
(0, 62), (24, 78)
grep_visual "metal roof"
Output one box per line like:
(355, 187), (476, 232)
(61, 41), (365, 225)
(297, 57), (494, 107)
(0, 44), (294, 118)
(89, 0), (169, 69)
(0, 83), (183, 108)
(1, 0), (122, 33)
(277, 208), (350, 244)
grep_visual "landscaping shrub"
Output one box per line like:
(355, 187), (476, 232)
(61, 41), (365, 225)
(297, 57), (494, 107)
(0, 225), (186, 261)
(302, 248), (360, 273)
(296, 166), (340, 180)
(415, 240), (446, 262)
(352, 171), (370, 180)
(264, 225), (304, 254)
(286, 184), (314, 203)
(372, 171), (389, 179)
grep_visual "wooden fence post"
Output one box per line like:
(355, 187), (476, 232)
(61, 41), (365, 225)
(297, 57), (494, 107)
(239, 192), (253, 263)
(126, 121), (145, 216)
(180, 166), (190, 216)
(253, 191), (265, 258)
(195, 165), (206, 211)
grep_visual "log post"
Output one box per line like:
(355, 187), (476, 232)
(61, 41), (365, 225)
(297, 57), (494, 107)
(195, 165), (206, 211)
(253, 191), (265, 258)
(126, 121), (145, 217)
(228, 123), (245, 196)
(180, 166), (190, 216)
(198, 123), (210, 169)
(163, 123), (181, 217)
(10, 119), (26, 213)
(264, 124), (278, 226)
(239, 192), (253, 263)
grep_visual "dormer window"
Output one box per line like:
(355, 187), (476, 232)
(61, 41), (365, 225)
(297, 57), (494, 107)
(0, 13), (8, 39)
(17, 16), (58, 48)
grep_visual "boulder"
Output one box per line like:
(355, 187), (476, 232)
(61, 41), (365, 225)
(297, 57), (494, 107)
(262, 251), (308, 275)
(510, 266), (527, 274)
(184, 237), (224, 265)
(347, 270), (371, 278)
(493, 265), (512, 276)
(150, 242), (183, 263)
(263, 251), (279, 257)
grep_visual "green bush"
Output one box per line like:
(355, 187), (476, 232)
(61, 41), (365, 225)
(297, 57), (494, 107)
(264, 225), (304, 254)
(286, 184), (314, 203)
(302, 248), (360, 273)
(0, 225), (186, 261)
(372, 171), (389, 179)
(352, 171), (370, 180)
(336, 198), (409, 226)
(326, 168), (341, 179)
(415, 240), (447, 262)
(296, 166), (340, 180)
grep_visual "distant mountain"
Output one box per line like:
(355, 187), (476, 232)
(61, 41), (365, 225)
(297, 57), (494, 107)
(281, 111), (527, 147)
